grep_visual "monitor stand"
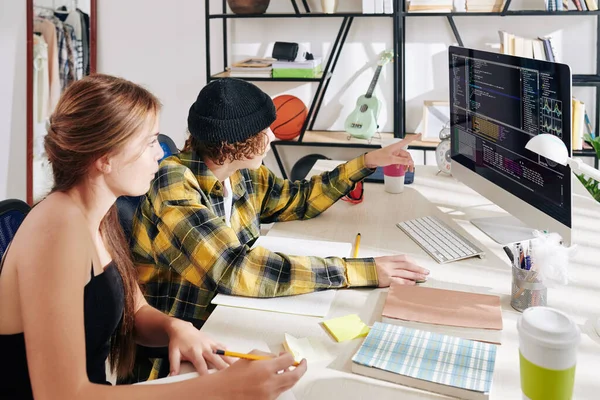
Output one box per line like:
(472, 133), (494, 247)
(471, 216), (536, 245)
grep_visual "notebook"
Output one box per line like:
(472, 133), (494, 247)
(381, 282), (503, 344)
(352, 322), (497, 400)
(211, 235), (352, 317)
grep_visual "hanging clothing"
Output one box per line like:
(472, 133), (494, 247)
(78, 9), (88, 76)
(33, 18), (60, 114)
(33, 35), (49, 124)
(78, 9), (91, 75)
(56, 8), (83, 80)
(43, 16), (68, 91)
(62, 22), (77, 87)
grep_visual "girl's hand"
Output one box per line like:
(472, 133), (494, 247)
(167, 320), (233, 376)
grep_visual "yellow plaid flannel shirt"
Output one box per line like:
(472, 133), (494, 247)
(131, 151), (378, 378)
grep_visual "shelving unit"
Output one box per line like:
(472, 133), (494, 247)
(398, 0), (600, 143)
(205, 0), (598, 174)
(204, 0), (398, 142)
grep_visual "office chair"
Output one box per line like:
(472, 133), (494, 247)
(290, 154), (330, 181)
(116, 134), (180, 241)
(0, 199), (31, 261)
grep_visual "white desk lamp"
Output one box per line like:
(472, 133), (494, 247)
(526, 134), (600, 182)
(525, 133), (600, 336)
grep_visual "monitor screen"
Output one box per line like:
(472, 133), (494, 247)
(448, 46), (572, 228)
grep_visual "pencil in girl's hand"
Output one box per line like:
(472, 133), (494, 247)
(214, 349), (300, 367)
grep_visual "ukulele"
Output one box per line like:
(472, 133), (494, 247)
(344, 50), (394, 140)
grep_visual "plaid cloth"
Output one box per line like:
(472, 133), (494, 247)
(352, 322), (496, 395)
(131, 151), (378, 379)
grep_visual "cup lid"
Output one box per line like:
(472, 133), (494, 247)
(517, 307), (580, 349)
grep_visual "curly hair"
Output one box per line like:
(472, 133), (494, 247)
(182, 130), (268, 165)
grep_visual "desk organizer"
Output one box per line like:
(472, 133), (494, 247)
(511, 265), (547, 312)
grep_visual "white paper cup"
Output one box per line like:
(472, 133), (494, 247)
(383, 164), (405, 194)
(517, 307), (580, 400)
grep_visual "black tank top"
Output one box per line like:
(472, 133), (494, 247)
(0, 259), (124, 399)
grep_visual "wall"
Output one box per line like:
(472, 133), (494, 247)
(97, 0), (207, 148)
(0, 0), (27, 201)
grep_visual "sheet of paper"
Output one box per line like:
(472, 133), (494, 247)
(137, 340), (297, 400)
(322, 314), (371, 342)
(211, 235), (351, 317)
(283, 333), (335, 363)
(252, 235), (353, 258)
(212, 290), (336, 317)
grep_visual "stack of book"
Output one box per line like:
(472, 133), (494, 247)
(466, 0), (505, 12)
(228, 58), (273, 78)
(272, 58), (322, 79)
(547, 0), (599, 10)
(498, 31), (558, 62)
(406, 0), (453, 12)
(362, 0), (394, 13)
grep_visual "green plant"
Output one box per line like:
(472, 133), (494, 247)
(576, 134), (600, 202)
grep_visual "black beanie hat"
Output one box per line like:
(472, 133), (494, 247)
(187, 78), (276, 144)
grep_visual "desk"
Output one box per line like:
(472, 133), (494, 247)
(200, 163), (600, 399)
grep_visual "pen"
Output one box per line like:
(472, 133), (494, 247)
(214, 349), (300, 367)
(353, 233), (361, 258)
(503, 246), (514, 264)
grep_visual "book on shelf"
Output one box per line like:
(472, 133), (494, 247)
(228, 67), (272, 78)
(498, 31), (558, 62)
(572, 97), (586, 151)
(381, 282), (503, 344)
(362, 0), (393, 13)
(407, 0), (453, 12)
(272, 67), (322, 78)
(272, 58), (322, 69)
(363, 0), (375, 13)
(351, 322), (497, 400)
(231, 58), (275, 68)
(465, 0), (505, 12)
(228, 58), (274, 78)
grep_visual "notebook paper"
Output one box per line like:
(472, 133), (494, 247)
(352, 322), (497, 399)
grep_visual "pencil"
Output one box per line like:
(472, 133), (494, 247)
(214, 349), (300, 367)
(353, 233), (361, 258)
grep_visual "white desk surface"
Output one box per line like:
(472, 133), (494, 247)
(200, 163), (600, 399)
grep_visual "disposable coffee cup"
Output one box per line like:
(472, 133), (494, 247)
(517, 307), (580, 400)
(383, 164), (405, 193)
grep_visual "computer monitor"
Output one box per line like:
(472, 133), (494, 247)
(448, 46), (572, 245)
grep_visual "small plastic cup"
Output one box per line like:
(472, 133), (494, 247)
(383, 164), (405, 194)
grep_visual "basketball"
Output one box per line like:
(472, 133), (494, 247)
(270, 95), (307, 140)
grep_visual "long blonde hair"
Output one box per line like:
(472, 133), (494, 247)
(44, 74), (161, 378)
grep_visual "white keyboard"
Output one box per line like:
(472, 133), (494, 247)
(396, 216), (485, 264)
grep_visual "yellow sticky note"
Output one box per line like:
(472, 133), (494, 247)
(283, 333), (333, 363)
(322, 314), (370, 342)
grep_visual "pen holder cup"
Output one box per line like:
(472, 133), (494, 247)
(511, 266), (547, 312)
